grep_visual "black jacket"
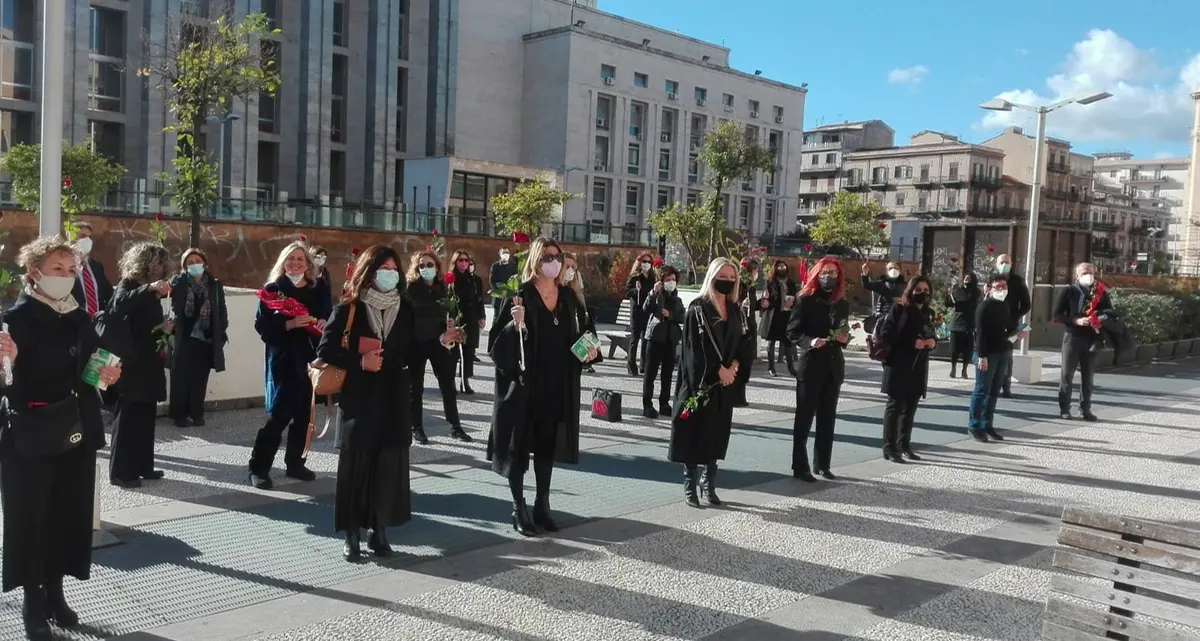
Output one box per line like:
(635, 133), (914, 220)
(490, 259), (517, 294)
(995, 272), (1032, 324)
(862, 274), (906, 316)
(948, 283), (981, 332)
(643, 288), (685, 346)
(626, 271), (656, 330)
(878, 302), (936, 399)
(111, 278), (168, 404)
(404, 279), (452, 343)
(974, 297), (1016, 357)
(786, 290), (850, 385)
(71, 258), (113, 315)
(1053, 284), (1113, 341)
(255, 277), (323, 417)
(759, 277), (798, 341)
(669, 298), (747, 465)
(450, 269), (487, 325)
(169, 272), (229, 372)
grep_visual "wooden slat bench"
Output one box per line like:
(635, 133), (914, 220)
(600, 299), (634, 358)
(1043, 506), (1200, 641)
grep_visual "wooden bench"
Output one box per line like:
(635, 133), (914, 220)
(1043, 506), (1200, 641)
(600, 299), (634, 358)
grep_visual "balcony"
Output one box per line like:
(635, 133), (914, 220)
(1092, 245), (1118, 258)
(1092, 221), (1120, 232)
(968, 206), (1020, 220)
(939, 203), (964, 217)
(843, 178), (869, 192)
(942, 173), (965, 187)
(868, 176), (890, 190)
(912, 173), (938, 188)
(1122, 174), (1168, 186)
(1046, 161), (1069, 174)
(799, 162), (839, 174)
(969, 174), (1001, 190)
(801, 141), (840, 151)
(799, 182), (836, 195)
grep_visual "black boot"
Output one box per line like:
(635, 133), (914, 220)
(411, 426), (429, 445)
(44, 577), (78, 628)
(23, 586), (51, 641)
(459, 379), (475, 395)
(699, 462), (722, 506)
(449, 424), (473, 443)
(684, 465), (702, 508)
(343, 530), (362, 561)
(369, 526), (392, 557)
(532, 459), (559, 532)
(511, 499), (538, 537)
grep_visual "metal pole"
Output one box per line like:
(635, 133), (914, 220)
(38, 0), (66, 238)
(217, 120), (226, 211)
(1019, 108), (1048, 356)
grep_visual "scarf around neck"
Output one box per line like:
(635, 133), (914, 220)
(360, 286), (402, 341)
(25, 283), (80, 315)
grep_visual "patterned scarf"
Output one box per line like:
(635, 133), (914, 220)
(24, 283), (80, 315)
(360, 286), (401, 341)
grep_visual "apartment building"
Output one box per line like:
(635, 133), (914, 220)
(982, 126), (1094, 227)
(1092, 152), (1187, 273)
(796, 119), (894, 222)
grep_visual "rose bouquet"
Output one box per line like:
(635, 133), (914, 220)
(256, 289), (323, 337)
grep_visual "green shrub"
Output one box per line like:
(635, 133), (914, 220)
(1111, 292), (1200, 343)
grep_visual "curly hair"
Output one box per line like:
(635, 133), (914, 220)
(118, 241), (170, 283)
(405, 250), (445, 287)
(16, 236), (79, 283)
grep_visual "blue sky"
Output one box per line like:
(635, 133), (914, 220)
(599, 0), (1200, 159)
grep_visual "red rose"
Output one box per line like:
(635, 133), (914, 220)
(425, 245), (433, 251)
(936, 315), (943, 323)
(444, 271), (456, 285)
(757, 246), (767, 253)
(877, 223), (887, 229)
(986, 245), (995, 254)
(652, 257), (663, 267)
(299, 235), (308, 242)
(432, 229), (440, 237)
(852, 322), (861, 330)
(62, 176), (71, 188)
(512, 232), (530, 244)
(740, 258), (750, 268)
(680, 409), (691, 420)
(804, 244), (812, 252)
(154, 213), (165, 221)
(351, 246), (360, 256)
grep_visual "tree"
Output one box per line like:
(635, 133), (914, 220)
(697, 120), (776, 253)
(0, 142), (126, 239)
(648, 197), (724, 282)
(489, 180), (575, 237)
(808, 192), (888, 259)
(141, 5), (280, 246)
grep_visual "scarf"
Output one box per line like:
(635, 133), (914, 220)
(24, 284), (80, 315)
(185, 275), (213, 335)
(360, 286), (402, 341)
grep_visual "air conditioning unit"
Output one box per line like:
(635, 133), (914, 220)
(594, 162), (608, 172)
(774, 116), (784, 123)
(596, 118), (608, 129)
(603, 76), (615, 85)
(660, 133), (671, 143)
(723, 105), (734, 113)
(667, 92), (678, 101)
(696, 98), (706, 107)
(750, 111), (759, 119)
(766, 185), (775, 194)
(636, 133), (644, 141)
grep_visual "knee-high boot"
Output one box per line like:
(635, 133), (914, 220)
(509, 467), (537, 537)
(683, 465), (701, 508)
(531, 458), (559, 532)
(699, 461), (722, 506)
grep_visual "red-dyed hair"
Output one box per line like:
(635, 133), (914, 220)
(799, 257), (845, 303)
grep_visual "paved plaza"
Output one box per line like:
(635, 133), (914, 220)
(1, 348), (1198, 640)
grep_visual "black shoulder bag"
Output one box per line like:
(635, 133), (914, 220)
(4, 334), (87, 458)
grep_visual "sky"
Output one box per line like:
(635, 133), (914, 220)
(598, 0), (1200, 159)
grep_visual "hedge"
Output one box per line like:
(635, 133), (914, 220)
(1110, 292), (1200, 343)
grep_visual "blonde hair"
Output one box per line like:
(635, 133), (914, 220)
(17, 236), (79, 284)
(266, 241), (317, 286)
(405, 250), (444, 284)
(521, 236), (565, 285)
(699, 257), (739, 302)
(564, 252), (585, 306)
(119, 241), (170, 283)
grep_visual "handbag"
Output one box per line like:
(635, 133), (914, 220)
(867, 306), (908, 362)
(4, 335), (86, 458)
(591, 389), (622, 422)
(305, 304), (356, 452)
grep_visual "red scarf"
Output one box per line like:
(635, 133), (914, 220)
(1082, 281), (1106, 331)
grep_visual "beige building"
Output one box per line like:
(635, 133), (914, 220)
(982, 126), (1093, 227)
(1093, 152), (1188, 273)
(796, 120), (894, 223)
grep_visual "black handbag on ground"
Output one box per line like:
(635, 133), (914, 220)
(3, 336), (86, 458)
(591, 389), (622, 422)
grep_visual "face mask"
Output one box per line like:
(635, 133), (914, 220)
(500, 253), (510, 264)
(541, 260), (562, 280)
(286, 273), (305, 285)
(75, 237), (93, 255)
(469, 265), (476, 274)
(374, 269), (400, 292)
(36, 274), (76, 301)
(713, 279), (735, 295)
(818, 275), (836, 291)
(456, 260), (470, 271)
(776, 267), (788, 274)
(998, 263), (1011, 275)
(1078, 274), (1094, 287)
(992, 290), (1008, 302)
(419, 267), (436, 282)
(563, 267), (577, 283)
(639, 262), (651, 272)
(186, 264), (205, 278)
(313, 255), (327, 267)
(887, 269), (901, 279)
(911, 292), (930, 305)
(664, 280), (677, 292)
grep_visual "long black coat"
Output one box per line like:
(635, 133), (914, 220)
(487, 282), (586, 476)
(669, 298), (748, 465)
(169, 273), (229, 372)
(451, 270), (487, 349)
(255, 277), (322, 418)
(878, 302), (936, 399)
(643, 289), (685, 346)
(1, 294), (105, 592)
(759, 278), (798, 341)
(112, 278), (168, 404)
(626, 272), (656, 332)
(947, 284), (981, 333)
(787, 290), (850, 387)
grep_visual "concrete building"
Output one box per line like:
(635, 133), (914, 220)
(796, 119), (894, 223)
(1187, 90), (1200, 275)
(981, 126), (1093, 227)
(1092, 152), (1184, 273)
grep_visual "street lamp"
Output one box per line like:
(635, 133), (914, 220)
(37, 0), (66, 237)
(979, 91), (1111, 356)
(207, 113), (241, 209)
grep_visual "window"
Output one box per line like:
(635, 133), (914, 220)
(686, 190), (699, 207)
(396, 0), (407, 59)
(895, 192), (905, 207)
(591, 179), (608, 214)
(658, 149), (671, 181)
(0, 43), (34, 99)
(919, 163), (930, 180)
(627, 143), (641, 175)
(259, 42), (281, 132)
(2, 0), (35, 40)
(629, 102), (645, 136)
(665, 79), (678, 96)
(634, 72), (648, 88)
(596, 96), (611, 129)
(329, 150), (346, 197)
(748, 99), (760, 115)
(948, 161), (959, 179)
(262, 0), (280, 29)
(946, 191), (958, 208)
(894, 166), (903, 179)
(0, 109), (34, 153)
(694, 86), (707, 104)
(772, 105), (784, 122)
(394, 67), (407, 151)
(687, 154), (699, 184)
(656, 186), (672, 210)
(89, 7), (125, 57)
(661, 109), (676, 140)
(88, 59), (123, 112)
(600, 64), (615, 81)
(763, 200), (775, 232)
(593, 136), (609, 170)
(737, 198), (751, 228)
(331, 54), (347, 142)
(824, 152), (835, 164)
(625, 183), (641, 220)
(918, 195), (928, 211)
(810, 154), (819, 165)
(87, 120), (123, 163)
(722, 93), (734, 109)
(332, 0), (347, 46)
(257, 141), (279, 196)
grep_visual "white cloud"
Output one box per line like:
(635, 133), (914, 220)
(887, 65), (929, 84)
(977, 29), (1200, 143)
(1015, 48), (1029, 56)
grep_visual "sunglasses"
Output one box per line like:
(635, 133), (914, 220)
(541, 254), (564, 264)
(419, 262), (437, 269)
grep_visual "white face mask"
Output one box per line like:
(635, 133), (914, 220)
(36, 273), (76, 301)
(1078, 274), (1095, 287)
(887, 268), (901, 279)
(313, 255), (326, 267)
(639, 262), (651, 272)
(664, 281), (677, 292)
(286, 272), (305, 285)
(500, 253), (511, 264)
(992, 290), (1008, 302)
(563, 267), (576, 283)
(75, 237), (93, 255)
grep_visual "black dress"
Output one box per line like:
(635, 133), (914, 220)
(1, 294), (105, 592)
(109, 278), (168, 483)
(530, 296), (568, 450)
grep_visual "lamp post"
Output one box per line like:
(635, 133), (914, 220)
(979, 92), (1112, 356)
(207, 113), (241, 211)
(37, 0), (66, 237)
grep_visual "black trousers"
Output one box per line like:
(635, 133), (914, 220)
(642, 342), (675, 409)
(627, 333), (648, 372)
(882, 394), (921, 454)
(949, 331), (972, 370)
(793, 377), (841, 473)
(250, 407), (310, 476)
(169, 337), (213, 421)
(1059, 334), (1096, 412)
(109, 400), (158, 482)
(767, 340), (795, 371)
(409, 339), (461, 427)
(452, 331), (477, 380)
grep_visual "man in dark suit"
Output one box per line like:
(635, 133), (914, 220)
(71, 221), (114, 318)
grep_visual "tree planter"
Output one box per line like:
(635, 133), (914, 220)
(1135, 344), (1158, 363)
(1157, 342), (1177, 360)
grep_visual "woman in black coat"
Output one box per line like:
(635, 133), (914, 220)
(108, 242), (173, 489)
(448, 249), (487, 394)
(787, 258), (851, 481)
(2, 237), (120, 641)
(641, 265), (686, 418)
(248, 242), (328, 490)
(759, 259), (797, 376)
(404, 250), (471, 444)
(169, 248), (228, 427)
(624, 252), (657, 375)
(877, 276), (938, 462)
(947, 272), (980, 379)
(489, 237), (596, 537)
(733, 259), (762, 407)
(669, 258), (749, 508)
(317, 245), (461, 561)
(861, 261), (907, 331)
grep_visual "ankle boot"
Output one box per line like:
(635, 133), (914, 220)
(44, 578), (78, 628)
(369, 525), (392, 557)
(700, 462), (722, 506)
(683, 465), (702, 508)
(532, 494), (559, 532)
(343, 530), (362, 561)
(512, 499), (537, 537)
(411, 426), (429, 445)
(22, 586), (51, 641)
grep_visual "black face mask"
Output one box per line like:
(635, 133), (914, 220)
(713, 280), (735, 295)
(818, 275), (836, 291)
(911, 292), (930, 305)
